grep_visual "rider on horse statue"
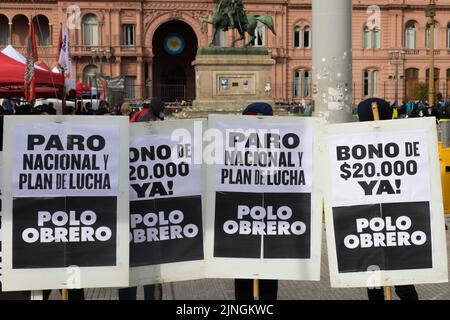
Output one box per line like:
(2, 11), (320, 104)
(202, 0), (276, 47)
(215, 0), (246, 31)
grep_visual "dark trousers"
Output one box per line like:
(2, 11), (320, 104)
(367, 285), (418, 300)
(118, 284), (162, 300)
(42, 289), (85, 300)
(234, 279), (278, 301)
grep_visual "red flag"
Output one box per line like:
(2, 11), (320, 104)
(24, 15), (38, 102)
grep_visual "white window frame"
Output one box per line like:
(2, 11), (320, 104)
(294, 26), (301, 48)
(303, 26), (311, 48)
(214, 28), (227, 47)
(122, 24), (135, 46)
(82, 14), (99, 46)
(252, 21), (265, 47)
(294, 69), (311, 98)
(363, 69), (379, 97)
(363, 26), (372, 49)
(405, 22), (417, 49)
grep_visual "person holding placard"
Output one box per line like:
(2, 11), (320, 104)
(357, 97), (419, 301)
(233, 102), (278, 301)
(118, 98), (166, 300)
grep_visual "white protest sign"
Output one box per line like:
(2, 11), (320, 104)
(129, 120), (205, 286)
(204, 115), (323, 280)
(0, 156), (32, 299)
(324, 117), (448, 288)
(2, 116), (129, 291)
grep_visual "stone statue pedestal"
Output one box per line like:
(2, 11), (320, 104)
(192, 47), (275, 112)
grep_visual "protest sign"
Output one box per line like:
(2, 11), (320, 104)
(2, 116), (129, 291)
(324, 117), (448, 287)
(0, 158), (31, 299)
(129, 120), (204, 285)
(204, 115), (323, 280)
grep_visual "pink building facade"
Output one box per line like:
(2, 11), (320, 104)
(1, 0), (450, 105)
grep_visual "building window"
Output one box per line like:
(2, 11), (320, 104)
(405, 21), (417, 49)
(0, 15), (8, 45)
(405, 68), (419, 101)
(373, 28), (381, 49)
(294, 69), (311, 98)
(447, 23), (450, 49)
(83, 64), (98, 86)
(213, 28), (227, 47)
(363, 69), (379, 97)
(125, 76), (136, 99)
(294, 26), (301, 48)
(364, 26), (381, 49)
(303, 26), (310, 48)
(122, 24), (135, 46)
(252, 21), (265, 47)
(363, 26), (371, 49)
(82, 14), (99, 46)
(426, 25), (438, 49)
(294, 25), (311, 49)
(33, 15), (50, 46)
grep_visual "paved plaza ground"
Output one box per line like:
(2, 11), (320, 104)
(48, 217), (450, 300)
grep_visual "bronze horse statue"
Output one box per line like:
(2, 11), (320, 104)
(201, 12), (276, 48)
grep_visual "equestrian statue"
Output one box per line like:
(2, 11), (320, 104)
(201, 0), (276, 48)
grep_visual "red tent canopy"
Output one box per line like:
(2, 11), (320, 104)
(0, 52), (63, 87)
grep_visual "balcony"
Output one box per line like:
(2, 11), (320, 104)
(72, 45), (111, 57)
(404, 49), (420, 55)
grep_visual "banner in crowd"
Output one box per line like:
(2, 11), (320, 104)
(324, 117), (448, 288)
(129, 120), (204, 286)
(2, 116), (129, 291)
(204, 115), (323, 280)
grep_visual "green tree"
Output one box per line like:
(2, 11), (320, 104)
(412, 82), (428, 101)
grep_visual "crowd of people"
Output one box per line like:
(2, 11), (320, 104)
(389, 94), (450, 120)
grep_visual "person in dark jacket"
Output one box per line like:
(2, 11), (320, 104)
(357, 97), (418, 301)
(234, 102), (278, 301)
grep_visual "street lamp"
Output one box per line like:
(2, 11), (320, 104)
(426, 0), (437, 106)
(388, 50), (405, 106)
(91, 48), (112, 104)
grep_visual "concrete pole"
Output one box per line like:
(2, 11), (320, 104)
(312, 0), (353, 123)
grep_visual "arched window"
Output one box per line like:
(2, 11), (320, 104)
(83, 64), (98, 85)
(373, 28), (381, 49)
(33, 15), (50, 46)
(363, 25), (381, 49)
(294, 69), (311, 98)
(363, 69), (379, 97)
(447, 22), (450, 49)
(0, 15), (8, 45)
(293, 25), (311, 49)
(294, 26), (301, 48)
(82, 14), (99, 46)
(363, 26), (371, 49)
(252, 21), (265, 47)
(405, 21), (417, 49)
(11, 14), (29, 46)
(405, 68), (419, 101)
(426, 24), (438, 49)
(303, 26), (310, 48)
